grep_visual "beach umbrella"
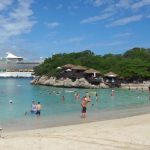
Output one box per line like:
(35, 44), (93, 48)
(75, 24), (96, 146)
(56, 66), (62, 70)
(66, 68), (72, 72)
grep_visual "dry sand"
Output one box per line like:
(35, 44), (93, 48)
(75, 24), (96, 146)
(0, 114), (150, 150)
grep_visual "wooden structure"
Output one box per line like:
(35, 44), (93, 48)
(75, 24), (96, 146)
(84, 69), (102, 85)
(59, 64), (87, 79)
(62, 64), (76, 69)
(70, 65), (87, 79)
(104, 72), (120, 87)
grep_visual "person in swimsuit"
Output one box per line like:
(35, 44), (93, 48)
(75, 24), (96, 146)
(36, 102), (42, 116)
(81, 96), (90, 118)
(30, 100), (37, 114)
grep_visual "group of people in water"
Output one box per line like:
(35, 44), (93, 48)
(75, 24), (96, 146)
(23, 86), (150, 118)
(31, 101), (42, 116)
(24, 101), (42, 116)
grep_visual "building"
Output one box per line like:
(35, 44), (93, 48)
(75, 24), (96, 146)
(84, 69), (102, 85)
(104, 72), (120, 87)
(0, 52), (40, 77)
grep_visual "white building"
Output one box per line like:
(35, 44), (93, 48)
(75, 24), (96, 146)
(0, 52), (40, 77)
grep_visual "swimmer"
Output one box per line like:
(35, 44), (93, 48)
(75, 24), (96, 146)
(61, 95), (65, 102)
(111, 89), (115, 96)
(95, 92), (98, 101)
(75, 93), (80, 100)
(9, 99), (13, 104)
(24, 111), (28, 116)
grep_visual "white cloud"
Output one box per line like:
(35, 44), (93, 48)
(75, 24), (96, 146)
(82, 0), (150, 26)
(131, 0), (150, 9)
(0, 0), (36, 43)
(0, 0), (13, 11)
(85, 0), (106, 7)
(47, 22), (60, 28)
(107, 15), (143, 27)
(81, 12), (114, 24)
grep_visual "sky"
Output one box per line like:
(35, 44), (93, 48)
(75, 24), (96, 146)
(0, 0), (150, 60)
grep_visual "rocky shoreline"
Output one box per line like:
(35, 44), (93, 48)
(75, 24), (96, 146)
(31, 76), (150, 90)
(31, 75), (109, 88)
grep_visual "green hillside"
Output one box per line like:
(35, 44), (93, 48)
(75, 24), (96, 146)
(34, 48), (150, 81)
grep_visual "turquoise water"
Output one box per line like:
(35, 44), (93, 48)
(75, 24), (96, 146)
(0, 78), (149, 131)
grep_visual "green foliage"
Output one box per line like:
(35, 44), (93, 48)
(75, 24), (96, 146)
(34, 48), (150, 80)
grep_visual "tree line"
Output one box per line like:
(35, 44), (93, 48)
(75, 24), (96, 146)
(34, 48), (150, 81)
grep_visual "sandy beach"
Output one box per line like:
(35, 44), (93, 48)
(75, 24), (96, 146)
(0, 114), (150, 150)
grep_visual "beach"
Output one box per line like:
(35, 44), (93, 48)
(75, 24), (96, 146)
(1, 114), (150, 150)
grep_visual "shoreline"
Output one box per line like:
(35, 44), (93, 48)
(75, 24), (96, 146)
(1, 113), (150, 150)
(1, 102), (150, 133)
(31, 75), (150, 90)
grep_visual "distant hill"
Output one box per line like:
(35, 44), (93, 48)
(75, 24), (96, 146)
(34, 48), (150, 81)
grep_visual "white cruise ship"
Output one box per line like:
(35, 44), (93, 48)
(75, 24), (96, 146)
(0, 52), (40, 77)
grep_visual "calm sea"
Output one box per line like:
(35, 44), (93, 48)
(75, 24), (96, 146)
(0, 78), (149, 131)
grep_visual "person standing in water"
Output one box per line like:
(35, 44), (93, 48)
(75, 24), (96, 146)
(36, 102), (42, 116)
(81, 96), (90, 118)
(61, 95), (65, 102)
(148, 86), (150, 100)
(75, 93), (80, 100)
(111, 89), (115, 96)
(31, 100), (37, 114)
(95, 92), (98, 101)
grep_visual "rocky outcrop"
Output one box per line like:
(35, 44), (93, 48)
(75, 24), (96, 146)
(31, 76), (106, 88)
(31, 76), (150, 89)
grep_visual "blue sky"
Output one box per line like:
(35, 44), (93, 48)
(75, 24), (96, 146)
(0, 0), (150, 60)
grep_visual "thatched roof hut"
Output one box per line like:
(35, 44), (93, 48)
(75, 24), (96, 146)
(104, 72), (118, 77)
(72, 65), (87, 71)
(84, 68), (101, 75)
(62, 64), (76, 69)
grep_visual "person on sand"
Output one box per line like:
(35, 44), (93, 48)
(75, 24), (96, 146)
(36, 102), (42, 116)
(81, 96), (90, 118)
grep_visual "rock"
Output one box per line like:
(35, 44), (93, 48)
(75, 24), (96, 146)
(63, 78), (74, 87)
(31, 76), (105, 89)
(38, 76), (49, 85)
(73, 78), (96, 88)
(100, 83), (109, 88)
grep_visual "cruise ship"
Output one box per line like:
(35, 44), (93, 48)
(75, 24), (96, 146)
(0, 52), (40, 77)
